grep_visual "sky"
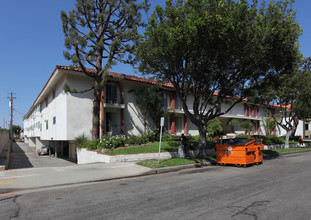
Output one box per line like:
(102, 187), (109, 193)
(0, 0), (310, 128)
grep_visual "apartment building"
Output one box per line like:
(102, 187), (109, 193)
(23, 65), (304, 161)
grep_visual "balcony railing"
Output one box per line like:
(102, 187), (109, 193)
(105, 124), (122, 136)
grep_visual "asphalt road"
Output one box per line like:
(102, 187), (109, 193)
(1, 152), (311, 220)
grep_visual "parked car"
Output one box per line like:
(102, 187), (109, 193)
(37, 146), (54, 156)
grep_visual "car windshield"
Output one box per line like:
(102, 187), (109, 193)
(41, 146), (49, 149)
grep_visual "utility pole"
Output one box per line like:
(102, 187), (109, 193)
(7, 92), (16, 152)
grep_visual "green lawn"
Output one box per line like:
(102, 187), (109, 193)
(137, 157), (215, 169)
(104, 141), (179, 155)
(104, 140), (216, 155)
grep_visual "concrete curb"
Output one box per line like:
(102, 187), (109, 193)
(142, 161), (212, 176)
(263, 149), (311, 159)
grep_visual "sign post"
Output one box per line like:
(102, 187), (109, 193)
(158, 117), (164, 164)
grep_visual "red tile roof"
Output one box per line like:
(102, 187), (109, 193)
(56, 65), (174, 88)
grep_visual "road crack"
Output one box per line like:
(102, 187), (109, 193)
(227, 200), (270, 220)
(10, 195), (21, 219)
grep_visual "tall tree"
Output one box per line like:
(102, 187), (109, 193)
(136, 0), (301, 155)
(61, 0), (149, 139)
(12, 125), (22, 135)
(255, 57), (311, 147)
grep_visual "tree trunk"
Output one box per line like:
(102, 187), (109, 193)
(92, 90), (100, 140)
(285, 130), (292, 148)
(292, 117), (299, 137)
(143, 116), (147, 135)
(198, 127), (207, 157)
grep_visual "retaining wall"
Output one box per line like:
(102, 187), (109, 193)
(0, 132), (9, 154)
(77, 148), (216, 164)
(264, 143), (311, 150)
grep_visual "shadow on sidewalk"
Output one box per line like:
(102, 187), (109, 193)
(8, 142), (33, 169)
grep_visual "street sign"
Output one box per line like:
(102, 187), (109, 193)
(160, 117), (164, 127)
(158, 117), (165, 164)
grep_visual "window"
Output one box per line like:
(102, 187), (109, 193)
(175, 116), (183, 134)
(106, 84), (118, 104)
(53, 116), (56, 125)
(45, 120), (48, 130)
(161, 93), (169, 109)
(52, 90), (56, 100)
(254, 107), (257, 118)
(106, 112), (119, 135)
(175, 96), (183, 110)
(46, 99), (48, 108)
(305, 124), (309, 131)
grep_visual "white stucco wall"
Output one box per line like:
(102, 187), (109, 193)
(122, 82), (155, 137)
(66, 74), (94, 140)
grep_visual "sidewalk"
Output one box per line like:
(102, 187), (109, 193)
(0, 162), (153, 194)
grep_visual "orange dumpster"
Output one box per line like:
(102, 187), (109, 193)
(254, 139), (264, 165)
(216, 138), (256, 167)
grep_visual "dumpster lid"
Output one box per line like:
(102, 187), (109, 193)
(222, 138), (254, 145)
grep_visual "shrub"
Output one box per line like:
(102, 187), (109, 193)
(264, 135), (283, 145)
(162, 134), (175, 141)
(125, 136), (139, 145)
(75, 134), (88, 148)
(98, 136), (126, 149)
(236, 134), (252, 139)
(147, 132), (158, 142)
(87, 139), (100, 150)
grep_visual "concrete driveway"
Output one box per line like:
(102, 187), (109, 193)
(8, 142), (75, 170)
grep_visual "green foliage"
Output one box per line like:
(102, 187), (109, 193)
(75, 133), (88, 148)
(61, 0), (149, 139)
(105, 141), (179, 155)
(236, 134), (252, 139)
(129, 87), (163, 134)
(161, 134), (176, 142)
(227, 119), (240, 127)
(137, 158), (211, 169)
(12, 125), (22, 134)
(124, 133), (158, 146)
(136, 0), (301, 153)
(207, 118), (223, 137)
(228, 119), (254, 134)
(236, 133), (283, 145)
(263, 118), (277, 135)
(263, 135), (283, 145)
(0, 128), (9, 133)
(240, 121), (255, 134)
(99, 136), (125, 149)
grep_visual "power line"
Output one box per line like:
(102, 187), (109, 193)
(14, 109), (24, 116)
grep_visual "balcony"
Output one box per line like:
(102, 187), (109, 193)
(104, 95), (124, 109)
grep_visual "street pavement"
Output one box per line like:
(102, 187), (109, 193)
(1, 152), (311, 219)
